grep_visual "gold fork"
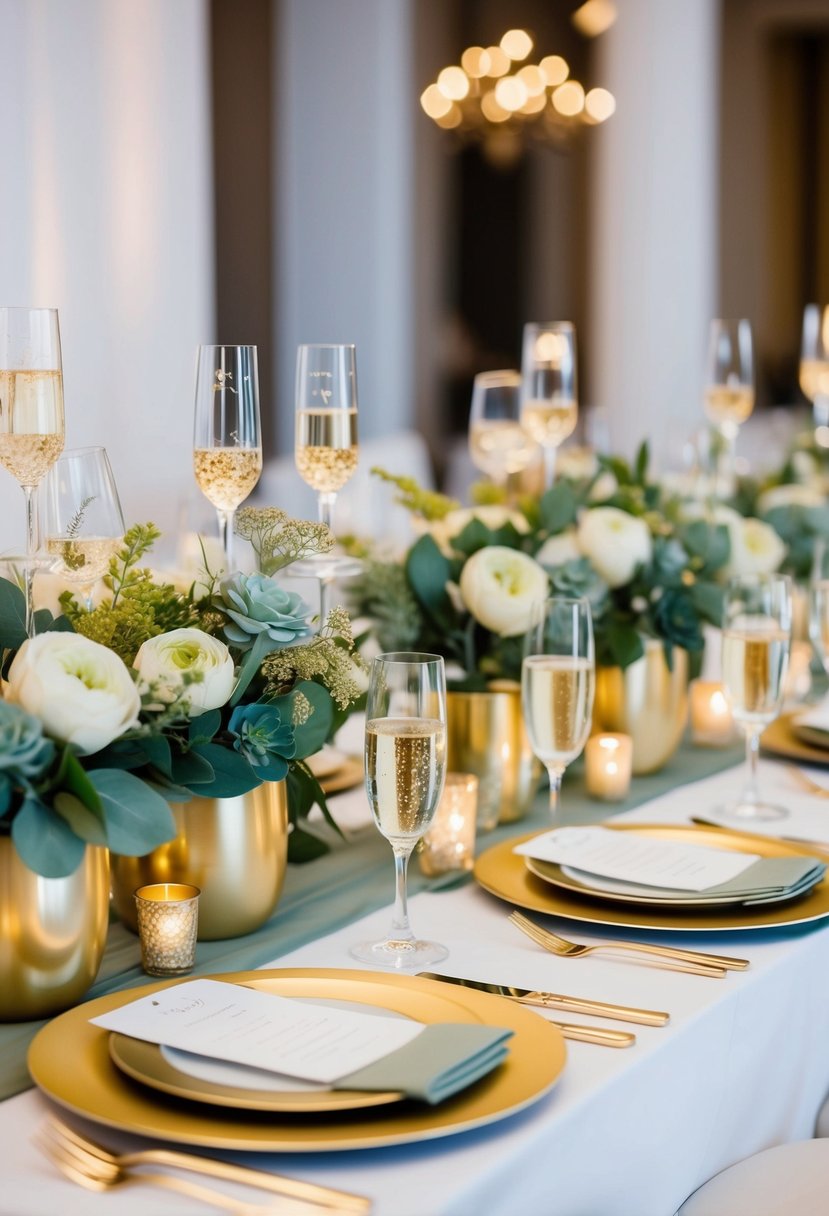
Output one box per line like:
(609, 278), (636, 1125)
(508, 911), (749, 976)
(40, 1116), (370, 1212)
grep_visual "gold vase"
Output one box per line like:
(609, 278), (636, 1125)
(446, 686), (541, 828)
(110, 781), (289, 941)
(0, 840), (109, 1022)
(593, 640), (689, 775)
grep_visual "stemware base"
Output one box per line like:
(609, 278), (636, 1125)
(714, 798), (788, 823)
(290, 553), (364, 581)
(349, 936), (449, 971)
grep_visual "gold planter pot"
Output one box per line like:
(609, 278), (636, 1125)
(593, 641), (689, 775)
(0, 840), (110, 1022)
(446, 687), (541, 829)
(110, 781), (289, 942)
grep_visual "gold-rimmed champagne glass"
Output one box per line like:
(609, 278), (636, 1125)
(293, 343), (362, 621)
(519, 321), (578, 490)
(719, 573), (791, 821)
(40, 446), (125, 610)
(193, 344), (262, 571)
(522, 596), (595, 822)
(0, 307), (65, 636)
(800, 304), (829, 441)
(350, 652), (448, 969)
(468, 369), (538, 493)
(703, 318), (754, 498)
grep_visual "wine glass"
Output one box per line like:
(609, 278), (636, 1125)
(40, 447), (125, 610)
(519, 321), (578, 490)
(800, 304), (829, 439)
(809, 539), (829, 680)
(292, 343), (363, 621)
(193, 345), (262, 570)
(719, 573), (792, 821)
(350, 652), (449, 969)
(468, 369), (538, 490)
(703, 318), (754, 499)
(0, 307), (65, 636)
(522, 597), (595, 821)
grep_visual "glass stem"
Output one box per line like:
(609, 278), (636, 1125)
(546, 765), (564, 821)
(318, 491), (337, 533)
(814, 395), (829, 433)
(389, 845), (415, 944)
(716, 426), (736, 498)
(318, 574), (332, 628)
(23, 485), (36, 638)
(217, 508), (234, 570)
(542, 445), (557, 490)
(741, 726), (761, 809)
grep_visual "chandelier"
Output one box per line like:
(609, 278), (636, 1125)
(420, 26), (615, 166)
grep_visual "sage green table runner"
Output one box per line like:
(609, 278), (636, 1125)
(0, 737), (743, 1101)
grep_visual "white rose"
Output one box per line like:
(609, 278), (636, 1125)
(577, 507), (652, 588)
(459, 546), (548, 637)
(427, 506), (530, 556)
(535, 529), (581, 569)
(757, 483), (825, 514)
(722, 517), (786, 580)
(7, 633), (140, 754)
(134, 628), (235, 716)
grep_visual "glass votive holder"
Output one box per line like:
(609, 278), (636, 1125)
(419, 773), (478, 877)
(689, 679), (735, 747)
(584, 733), (633, 801)
(134, 883), (200, 977)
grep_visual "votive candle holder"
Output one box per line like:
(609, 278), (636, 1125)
(584, 733), (633, 801)
(419, 773), (478, 877)
(135, 883), (200, 976)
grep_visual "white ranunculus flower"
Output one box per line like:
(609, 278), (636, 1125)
(535, 529), (581, 569)
(134, 628), (235, 716)
(757, 483), (825, 514)
(7, 633), (140, 754)
(427, 506), (530, 555)
(577, 507), (652, 589)
(459, 546), (548, 637)
(721, 517), (786, 580)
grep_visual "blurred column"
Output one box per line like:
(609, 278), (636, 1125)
(589, 0), (719, 467)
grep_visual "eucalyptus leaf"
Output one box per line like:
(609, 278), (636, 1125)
(287, 825), (329, 863)
(170, 748), (216, 785)
(189, 708), (222, 743)
(405, 535), (454, 623)
(54, 792), (108, 845)
(188, 743), (261, 796)
(290, 681), (334, 759)
(88, 769), (176, 855)
(11, 795), (85, 878)
(539, 482), (578, 533)
(0, 578), (27, 651)
(59, 750), (104, 816)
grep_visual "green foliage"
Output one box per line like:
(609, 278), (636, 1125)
(370, 468), (459, 520)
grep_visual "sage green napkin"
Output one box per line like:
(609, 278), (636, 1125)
(569, 855), (825, 905)
(334, 1023), (513, 1105)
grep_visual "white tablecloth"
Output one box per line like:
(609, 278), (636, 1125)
(3, 760), (829, 1216)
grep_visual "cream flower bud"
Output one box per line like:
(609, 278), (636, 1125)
(459, 546), (549, 637)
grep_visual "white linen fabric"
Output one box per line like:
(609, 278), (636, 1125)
(676, 1139), (829, 1215)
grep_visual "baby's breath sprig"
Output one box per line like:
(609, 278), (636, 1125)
(234, 507), (334, 576)
(261, 605), (365, 709)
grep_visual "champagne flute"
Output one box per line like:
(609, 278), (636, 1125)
(40, 447), (125, 610)
(720, 573), (792, 821)
(703, 318), (754, 498)
(293, 343), (362, 621)
(468, 369), (538, 490)
(350, 652), (448, 969)
(193, 344), (262, 570)
(809, 539), (829, 679)
(519, 321), (578, 490)
(0, 307), (65, 637)
(522, 597), (595, 821)
(800, 304), (829, 439)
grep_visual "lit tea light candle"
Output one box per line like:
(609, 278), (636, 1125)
(419, 773), (478, 877)
(585, 733), (633, 801)
(690, 679), (735, 747)
(134, 883), (200, 977)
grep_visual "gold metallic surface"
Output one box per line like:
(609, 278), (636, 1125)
(446, 688), (541, 827)
(0, 839), (109, 1022)
(762, 712), (829, 766)
(593, 642), (689, 774)
(110, 781), (288, 941)
(27, 968), (566, 1152)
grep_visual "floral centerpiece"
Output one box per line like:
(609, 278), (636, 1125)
(0, 508), (362, 878)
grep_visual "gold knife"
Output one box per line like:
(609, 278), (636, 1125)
(418, 972), (669, 1026)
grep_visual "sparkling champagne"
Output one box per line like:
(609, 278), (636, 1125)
(469, 419), (537, 478)
(799, 359), (829, 402)
(522, 655), (595, 766)
(703, 384), (754, 427)
(193, 447), (262, 511)
(45, 535), (122, 585)
(521, 399), (578, 448)
(295, 408), (358, 492)
(0, 369), (64, 486)
(722, 620), (789, 725)
(365, 716), (446, 842)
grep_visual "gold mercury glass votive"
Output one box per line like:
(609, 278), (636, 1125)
(419, 773), (478, 877)
(689, 679), (736, 747)
(134, 883), (200, 976)
(584, 733), (633, 801)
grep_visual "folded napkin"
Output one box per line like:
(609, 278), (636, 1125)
(564, 855), (826, 905)
(335, 1023), (513, 1105)
(795, 698), (829, 736)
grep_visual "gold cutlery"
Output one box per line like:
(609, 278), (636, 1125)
(39, 1115), (371, 1212)
(418, 971), (669, 1026)
(785, 765), (829, 798)
(541, 1021), (635, 1048)
(690, 815), (829, 860)
(508, 911), (748, 975)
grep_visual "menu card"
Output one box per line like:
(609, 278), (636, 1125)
(515, 827), (759, 892)
(91, 979), (424, 1085)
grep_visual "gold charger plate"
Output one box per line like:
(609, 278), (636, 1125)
(27, 968), (565, 1153)
(475, 824), (829, 932)
(320, 756), (364, 795)
(762, 713), (829, 768)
